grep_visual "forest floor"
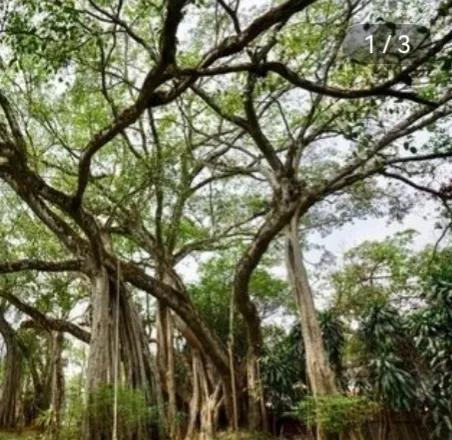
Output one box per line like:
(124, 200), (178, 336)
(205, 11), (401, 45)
(0, 431), (37, 439)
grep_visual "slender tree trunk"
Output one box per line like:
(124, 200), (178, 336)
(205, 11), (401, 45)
(185, 350), (227, 440)
(377, 411), (390, 440)
(166, 309), (179, 439)
(285, 215), (338, 440)
(153, 265), (238, 435)
(0, 311), (24, 429)
(49, 332), (65, 440)
(120, 288), (159, 439)
(174, 315), (235, 432)
(157, 302), (180, 439)
(246, 347), (266, 431)
(198, 357), (221, 440)
(227, 291), (239, 432)
(256, 353), (267, 431)
(26, 341), (51, 423)
(220, 373), (235, 431)
(118, 285), (155, 397)
(151, 354), (166, 440)
(186, 350), (201, 440)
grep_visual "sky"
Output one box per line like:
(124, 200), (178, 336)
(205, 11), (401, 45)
(175, 195), (447, 309)
(307, 201), (442, 264)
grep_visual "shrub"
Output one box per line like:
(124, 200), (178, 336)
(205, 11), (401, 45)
(293, 395), (380, 434)
(57, 384), (153, 440)
(213, 431), (273, 440)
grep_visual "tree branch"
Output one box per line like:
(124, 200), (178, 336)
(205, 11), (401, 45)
(0, 291), (90, 343)
(0, 259), (82, 274)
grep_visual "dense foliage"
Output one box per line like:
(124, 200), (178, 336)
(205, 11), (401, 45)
(0, 1), (450, 440)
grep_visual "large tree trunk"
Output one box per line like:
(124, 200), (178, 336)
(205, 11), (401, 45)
(0, 311), (24, 429)
(84, 266), (114, 440)
(285, 216), (338, 440)
(233, 269), (266, 431)
(84, 264), (158, 440)
(285, 217), (337, 395)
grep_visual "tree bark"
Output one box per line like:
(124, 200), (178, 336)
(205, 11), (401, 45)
(84, 266), (114, 440)
(285, 216), (338, 396)
(118, 286), (159, 439)
(49, 332), (65, 440)
(198, 356), (221, 440)
(120, 260), (232, 391)
(231, 181), (304, 431)
(185, 350), (201, 440)
(246, 347), (266, 431)
(84, 265), (158, 440)
(285, 215), (338, 440)
(118, 284), (155, 398)
(157, 302), (180, 439)
(227, 293), (239, 432)
(0, 311), (24, 429)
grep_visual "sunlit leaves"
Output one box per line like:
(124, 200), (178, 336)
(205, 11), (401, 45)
(1, 0), (85, 74)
